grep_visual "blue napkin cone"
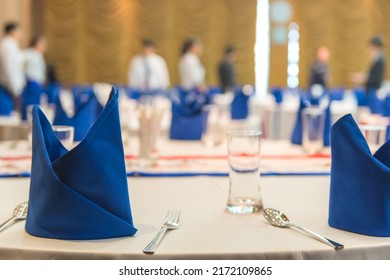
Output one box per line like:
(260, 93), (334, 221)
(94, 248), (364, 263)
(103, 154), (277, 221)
(25, 87), (137, 240)
(329, 114), (390, 236)
(291, 97), (331, 147)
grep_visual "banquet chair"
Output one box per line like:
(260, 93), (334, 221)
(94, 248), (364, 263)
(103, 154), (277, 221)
(0, 85), (14, 116)
(169, 87), (208, 140)
(20, 80), (42, 121)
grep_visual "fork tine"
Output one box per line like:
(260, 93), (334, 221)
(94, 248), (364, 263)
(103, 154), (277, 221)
(164, 210), (172, 223)
(173, 210), (180, 224)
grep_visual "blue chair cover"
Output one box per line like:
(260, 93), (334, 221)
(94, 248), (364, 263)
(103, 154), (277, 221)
(20, 80), (42, 121)
(231, 86), (251, 120)
(329, 114), (390, 236)
(0, 85), (13, 116)
(53, 92), (101, 141)
(45, 82), (61, 104)
(291, 96), (331, 146)
(25, 88), (137, 240)
(353, 87), (368, 106)
(169, 87), (208, 140)
(367, 89), (383, 115)
(328, 88), (344, 101)
(383, 95), (390, 117)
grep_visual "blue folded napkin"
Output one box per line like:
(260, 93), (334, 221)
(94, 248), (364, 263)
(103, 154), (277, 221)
(271, 87), (283, 104)
(25, 87), (137, 240)
(231, 86), (253, 120)
(367, 89), (383, 115)
(53, 91), (101, 141)
(328, 114), (390, 236)
(169, 87), (208, 140)
(45, 82), (61, 104)
(20, 80), (42, 121)
(0, 85), (13, 116)
(291, 97), (331, 146)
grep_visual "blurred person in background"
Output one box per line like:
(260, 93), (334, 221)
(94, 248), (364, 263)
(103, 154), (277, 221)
(24, 35), (47, 86)
(128, 39), (169, 91)
(365, 35), (386, 94)
(351, 35), (386, 95)
(179, 37), (205, 91)
(0, 22), (25, 114)
(309, 46), (331, 89)
(218, 46), (236, 93)
(20, 35), (48, 120)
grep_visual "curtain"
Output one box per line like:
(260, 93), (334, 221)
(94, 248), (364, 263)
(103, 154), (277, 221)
(43, 0), (257, 86)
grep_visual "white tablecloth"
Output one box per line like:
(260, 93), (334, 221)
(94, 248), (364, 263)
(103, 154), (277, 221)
(0, 176), (389, 259)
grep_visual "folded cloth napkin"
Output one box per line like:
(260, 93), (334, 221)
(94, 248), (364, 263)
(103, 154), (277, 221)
(231, 86), (252, 120)
(367, 89), (383, 115)
(45, 82), (61, 104)
(20, 80), (42, 121)
(271, 87), (283, 104)
(53, 90), (102, 141)
(291, 96), (331, 147)
(0, 85), (14, 116)
(328, 114), (390, 236)
(169, 87), (208, 140)
(25, 87), (137, 240)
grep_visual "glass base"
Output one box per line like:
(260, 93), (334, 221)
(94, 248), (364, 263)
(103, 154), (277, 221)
(138, 156), (158, 168)
(226, 197), (263, 215)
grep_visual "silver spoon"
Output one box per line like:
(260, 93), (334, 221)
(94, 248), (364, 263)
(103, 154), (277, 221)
(263, 208), (344, 250)
(0, 202), (28, 232)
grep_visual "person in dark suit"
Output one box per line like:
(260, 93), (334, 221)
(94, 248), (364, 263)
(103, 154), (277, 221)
(365, 35), (386, 94)
(218, 46), (236, 93)
(309, 46), (330, 88)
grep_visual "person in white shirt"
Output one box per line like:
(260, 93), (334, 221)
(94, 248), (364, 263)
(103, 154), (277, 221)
(0, 22), (25, 97)
(179, 38), (205, 90)
(128, 39), (169, 91)
(24, 35), (47, 85)
(20, 35), (48, 120)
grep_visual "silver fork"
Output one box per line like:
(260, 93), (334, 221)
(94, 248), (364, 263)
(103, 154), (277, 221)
(143, 210), (180, 254)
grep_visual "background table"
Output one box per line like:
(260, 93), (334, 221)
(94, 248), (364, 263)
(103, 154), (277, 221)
(0, 175), (390, 259)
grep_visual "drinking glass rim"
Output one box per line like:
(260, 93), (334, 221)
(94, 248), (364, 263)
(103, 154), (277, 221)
(302, 107), (325, 115)
(359, 124), (387, 131)
(226, 130), (262, 137)
(52, 125), (74, 132)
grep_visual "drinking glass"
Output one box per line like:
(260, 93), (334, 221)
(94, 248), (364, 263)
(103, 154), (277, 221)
(226, 130), (263, 215)
(201, 104), (225, 148)
(302, 107), (325, 154)
(137, 96), (165, 167)
(360, 124), (387, 152)
(52, 125), (74, 149)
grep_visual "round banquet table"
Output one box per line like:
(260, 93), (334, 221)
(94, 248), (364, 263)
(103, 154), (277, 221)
(0, 175), (390, 260)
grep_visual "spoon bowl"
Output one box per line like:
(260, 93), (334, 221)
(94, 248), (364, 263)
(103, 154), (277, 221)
(263, 207), (344, 250)
(0, 202), (28, 232)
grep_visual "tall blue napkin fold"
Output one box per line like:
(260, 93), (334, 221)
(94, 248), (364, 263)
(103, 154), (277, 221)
(20, 80), (42, 121)
(169, 87), (208, 140)
(291, 96), (331, 147)
(53, 91), (102, 141)
(231, 86), (252, 120)
(271, 87), (283, 104)
(25, 87), (137, 240)
(329, 114), (390, 237)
